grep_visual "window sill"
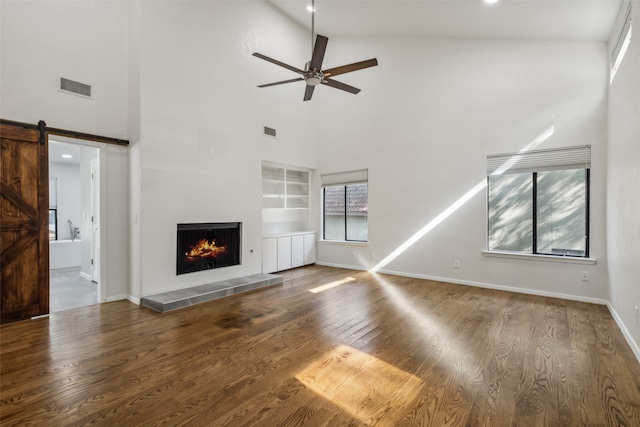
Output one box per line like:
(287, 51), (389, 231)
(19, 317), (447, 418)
(318, 240), (368, 246)
(482, 251), (597, 265)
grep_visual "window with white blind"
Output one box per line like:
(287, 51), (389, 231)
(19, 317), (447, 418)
(321, 169), (368, 242)
(486, 145), (590, 257)
(610, 2), (633, 84)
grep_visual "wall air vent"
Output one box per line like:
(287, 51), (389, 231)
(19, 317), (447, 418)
(263, 126), (277, 138)
(59, 77), (92, 98)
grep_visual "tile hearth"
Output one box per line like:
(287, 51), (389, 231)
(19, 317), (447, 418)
(141, 273), (283, 313)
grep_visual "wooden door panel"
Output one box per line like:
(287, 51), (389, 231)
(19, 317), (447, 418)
(0, 121), (49, 323)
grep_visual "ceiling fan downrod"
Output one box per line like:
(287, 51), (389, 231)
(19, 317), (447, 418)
(311, 0), (315, 56)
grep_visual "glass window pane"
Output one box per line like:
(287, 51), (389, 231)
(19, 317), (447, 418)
(488, 174), (533, 252)
(346, 184), (368, 241)
(537, 169), (586, 256)
(323, 186), (345, 240)
(49, 209), (57, 241)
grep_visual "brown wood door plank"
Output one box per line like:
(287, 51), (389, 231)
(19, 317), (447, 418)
(0, 121), (49, 323)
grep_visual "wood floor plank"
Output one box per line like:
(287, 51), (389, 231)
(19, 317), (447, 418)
(1, 265), (639, 426)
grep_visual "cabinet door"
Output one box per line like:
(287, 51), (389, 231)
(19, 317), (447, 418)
(262, 238), (278, 273)
(303, 233), (316, 265)
(291, 235), (304, 268)
(277, 237), (292, 271)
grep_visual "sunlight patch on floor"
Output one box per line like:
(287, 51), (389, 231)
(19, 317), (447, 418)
(309, 277), (356, 293)
(295, 344), (423, 421)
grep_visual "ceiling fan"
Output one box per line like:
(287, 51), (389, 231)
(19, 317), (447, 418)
(252, 0), (378, 101)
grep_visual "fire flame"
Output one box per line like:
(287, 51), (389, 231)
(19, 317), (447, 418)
(185, 239), (227, 260)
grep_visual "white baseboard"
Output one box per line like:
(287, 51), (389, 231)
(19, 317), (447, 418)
(316, 261), (639, 363)
(316, 262), (608, 305)
(105, 294), (128, 303)
(79, 272), (92, 281)
(608, 303), (640, 364)
(316, 261), (369, 272)
(104, 294), (140, 305)
(379, 268), (609, 306)
(127, 295), (141, 305)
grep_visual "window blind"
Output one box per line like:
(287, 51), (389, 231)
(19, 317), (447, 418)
(487, 145), (591, 176)
(321, 169), (368, 186)
(611, 2), (632, 65)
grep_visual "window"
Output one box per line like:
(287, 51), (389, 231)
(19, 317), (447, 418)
(610, 2), (632, 84)
(322, 169), (368, 242)
(487, 146), (590, 258)
(49, 209), (58, 240)
(49, 177), (58, 241)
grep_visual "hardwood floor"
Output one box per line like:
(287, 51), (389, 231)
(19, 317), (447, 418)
(1, 265), (639, 426)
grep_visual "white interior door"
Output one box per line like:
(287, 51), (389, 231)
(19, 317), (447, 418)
(90, 160), (100, 283)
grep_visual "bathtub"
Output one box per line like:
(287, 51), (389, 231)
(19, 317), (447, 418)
(50, 239), (82, 269)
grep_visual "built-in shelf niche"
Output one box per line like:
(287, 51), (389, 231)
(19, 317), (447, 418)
(262, 164), (309, 210)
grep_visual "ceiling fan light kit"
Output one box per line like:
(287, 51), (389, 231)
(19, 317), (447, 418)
(253, 0), (378, 101)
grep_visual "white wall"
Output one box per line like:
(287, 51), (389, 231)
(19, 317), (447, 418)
(130, 1), (317, 296)
(0, 0), (128, 139)
(1, 0), (130, 302)
(315, 37), (609, 302)
(607, 3), (640, 356)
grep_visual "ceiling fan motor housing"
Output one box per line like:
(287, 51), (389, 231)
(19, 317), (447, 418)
(304, 61), (323, 86)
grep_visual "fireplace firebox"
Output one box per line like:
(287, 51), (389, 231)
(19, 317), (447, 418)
(176, 222), (241, 275)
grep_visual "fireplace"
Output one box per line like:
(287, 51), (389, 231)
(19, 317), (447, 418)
(176, 222), (241, 275)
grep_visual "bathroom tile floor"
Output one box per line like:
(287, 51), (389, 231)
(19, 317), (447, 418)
(50, 267), (99, 312)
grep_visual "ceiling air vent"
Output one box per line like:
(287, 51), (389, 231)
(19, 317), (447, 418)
(59, 77), (92, 98)
(263, 126), (277, 138)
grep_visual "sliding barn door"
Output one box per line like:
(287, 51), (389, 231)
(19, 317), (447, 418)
(0, 121), (49, 323)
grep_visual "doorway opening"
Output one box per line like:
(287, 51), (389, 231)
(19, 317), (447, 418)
(48, 138), (101, 312)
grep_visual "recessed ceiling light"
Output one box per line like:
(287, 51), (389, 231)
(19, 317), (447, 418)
(307, 5), (315, 12)
(62, 154), (73, 159)
(485, 0), (499, 3)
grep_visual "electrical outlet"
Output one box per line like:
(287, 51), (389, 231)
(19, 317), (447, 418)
(370, 252), (375, 260)
(581, 272), (590, 282)
(351, 252), (356, 258)
(454, 259), (461, 269)
(635, 306), (639, 324)
(209, 148), (215, 158)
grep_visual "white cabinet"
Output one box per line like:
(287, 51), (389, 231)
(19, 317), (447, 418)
(263, 232), (316, 273)
(291, 235), (304, 268)
(277, 237), (292, 271)
(262, 238), (278, 273)
(303, 233), (316, 264)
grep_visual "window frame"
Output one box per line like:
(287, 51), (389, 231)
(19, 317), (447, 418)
(486, 168), (590, 259)
(322, 182), (369, 243)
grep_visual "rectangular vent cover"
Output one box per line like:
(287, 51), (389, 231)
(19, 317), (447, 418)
(60, 77), (92, 98)
(263, 126), (276, 138)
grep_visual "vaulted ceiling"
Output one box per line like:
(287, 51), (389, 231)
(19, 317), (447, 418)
(270, 0), (622, 42)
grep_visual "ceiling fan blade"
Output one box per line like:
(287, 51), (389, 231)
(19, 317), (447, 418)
(303, 85), (315, 101)
(322, 78), (361, 95)
(258, 77), (304, 88)
(309, 35), (328, 71)
(323, 58), (378, 78)
(252, 53), (304, 75)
